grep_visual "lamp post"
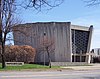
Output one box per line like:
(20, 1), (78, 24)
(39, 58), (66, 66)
(43, 32), (46, 66)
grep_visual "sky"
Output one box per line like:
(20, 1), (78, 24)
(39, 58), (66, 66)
(18, 0), (100, 49)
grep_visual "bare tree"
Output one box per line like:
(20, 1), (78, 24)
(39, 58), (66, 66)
(0, 0), (63, 68)
(40, 34), (54, 68)
(0, 0), (18, 68)
(21, 0), (64, 11)
(83, 0), (100, 6)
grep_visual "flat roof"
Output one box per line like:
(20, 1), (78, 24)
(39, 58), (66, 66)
(71, 25), (90, 31)
(14, 22), (91, 31)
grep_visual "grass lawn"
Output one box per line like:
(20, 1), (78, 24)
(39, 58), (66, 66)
(0, 64), (60, 71)
(0, 63), (91, 71)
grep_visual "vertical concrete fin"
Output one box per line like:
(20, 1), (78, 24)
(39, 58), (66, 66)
(67, 22), (72, 62)
(87, 25), (93, 53)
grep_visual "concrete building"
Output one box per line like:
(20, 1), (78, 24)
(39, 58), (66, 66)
(90, 48), (100, 63)
(13, 22), (93, 64)
(91, 48), (100, 57)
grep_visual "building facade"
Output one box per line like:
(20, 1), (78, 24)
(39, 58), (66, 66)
(91, 48), (100, 57)
(13, 22), (93, 63)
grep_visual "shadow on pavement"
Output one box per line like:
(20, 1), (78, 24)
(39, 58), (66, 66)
(84, 77), (100, 79)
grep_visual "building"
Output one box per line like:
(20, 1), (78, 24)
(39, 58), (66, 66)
(91, 48), (100, 57)
(90, 48), (100, 63)
(13, 22), (93, 64)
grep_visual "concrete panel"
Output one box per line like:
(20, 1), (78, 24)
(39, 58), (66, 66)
(13, 22), (93, 63)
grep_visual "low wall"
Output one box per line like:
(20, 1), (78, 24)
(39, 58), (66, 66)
(51, 62), (88, 66)
(5, 62), (24, 66)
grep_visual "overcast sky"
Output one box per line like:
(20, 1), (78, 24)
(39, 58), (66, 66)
(19, 0), (100, 49)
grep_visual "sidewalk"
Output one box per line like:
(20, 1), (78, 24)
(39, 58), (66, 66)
(61, 64), (100, 70)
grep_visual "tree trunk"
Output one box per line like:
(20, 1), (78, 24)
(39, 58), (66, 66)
(0, 0), (5, 68)
(46, 47), (51, 68)
(1, 54), (5, 68)
(1, 41), (6, 68)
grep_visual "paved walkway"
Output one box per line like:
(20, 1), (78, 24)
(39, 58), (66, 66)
(61, 64), (100, 70)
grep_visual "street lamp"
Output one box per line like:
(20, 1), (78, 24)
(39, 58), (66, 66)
(43, 32), (46, 66)
(44, 32), (46, 36)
